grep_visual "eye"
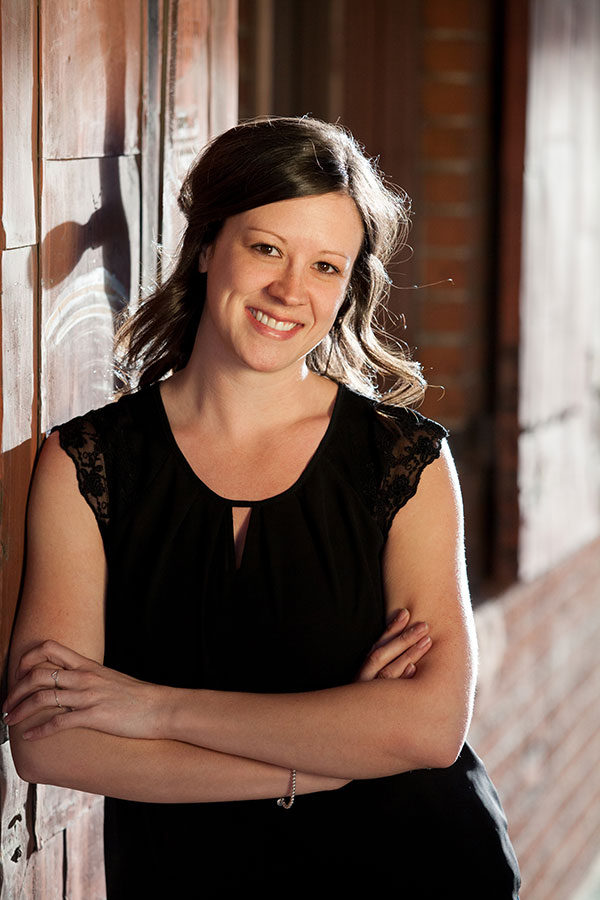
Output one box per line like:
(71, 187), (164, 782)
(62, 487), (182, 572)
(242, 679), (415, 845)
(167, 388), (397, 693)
(252, 243), (280, 257)
(314, 261), (341, 275)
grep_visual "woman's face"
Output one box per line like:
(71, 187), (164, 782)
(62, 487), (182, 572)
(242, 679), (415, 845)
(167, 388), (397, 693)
(196, 192), (364, 376)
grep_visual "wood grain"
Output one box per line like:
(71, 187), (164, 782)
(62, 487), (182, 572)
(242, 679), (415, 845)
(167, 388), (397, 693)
(0, 0), (37, 249)
(40, 0), (141, 160)
(40, 156), (140, 432)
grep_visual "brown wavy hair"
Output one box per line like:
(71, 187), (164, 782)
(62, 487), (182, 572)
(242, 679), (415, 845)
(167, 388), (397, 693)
(117, 116), (426, 406)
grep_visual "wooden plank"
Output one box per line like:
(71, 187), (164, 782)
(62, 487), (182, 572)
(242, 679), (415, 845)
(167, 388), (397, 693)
(1, 248), (36, 455)
(140, 0), (165, 286)
(64, 803), (106, 900)
(518, 0), (600, 579)
(19, 828), (65, 900)
(0, 248), (38, 670)
(209, 0), (238, 137)
(40, 0), (140, 160)
(0, 0), (37, 249)
(35, 783), (102, 845)
(40, 156), (140, 432)
(0, 742), (31, 899)
(161, 0), (211, 260)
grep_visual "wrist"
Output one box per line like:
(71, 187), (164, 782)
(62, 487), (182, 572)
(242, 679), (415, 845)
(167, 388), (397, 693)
(153, 684), (183, 740)
(166, 687), (206, 743)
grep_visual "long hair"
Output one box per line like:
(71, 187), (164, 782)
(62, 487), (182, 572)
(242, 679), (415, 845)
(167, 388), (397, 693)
(117, 116), (426, 406)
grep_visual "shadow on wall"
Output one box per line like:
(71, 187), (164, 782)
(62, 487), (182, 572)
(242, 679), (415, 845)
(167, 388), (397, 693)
(37, 0), (134, 432)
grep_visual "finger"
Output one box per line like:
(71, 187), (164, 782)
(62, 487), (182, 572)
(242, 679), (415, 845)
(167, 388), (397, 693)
(357, 622), (429, 681)
(377, 634), (432, 680)
(22, 708), (90, 741)
(372, 608), (410, 649)
(16, 640), (92, 680)
(4, 688), (84, 726)
(4, 666), (80, 714)
(5, 667), (62, 713)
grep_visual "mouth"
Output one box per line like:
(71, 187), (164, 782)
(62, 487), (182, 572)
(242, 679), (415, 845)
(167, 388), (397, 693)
(248, 307), (303, 332)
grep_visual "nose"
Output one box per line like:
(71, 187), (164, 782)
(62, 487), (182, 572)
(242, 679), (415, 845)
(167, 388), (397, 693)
(267, 263), (307, 306)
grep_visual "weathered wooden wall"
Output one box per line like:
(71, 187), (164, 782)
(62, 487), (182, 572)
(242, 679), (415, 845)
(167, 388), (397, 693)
(517, 0), (600, 582)
(0, 1), (237, 896)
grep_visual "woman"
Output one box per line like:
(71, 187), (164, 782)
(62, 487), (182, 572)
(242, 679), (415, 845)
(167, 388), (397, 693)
(4, 117), (520, 896)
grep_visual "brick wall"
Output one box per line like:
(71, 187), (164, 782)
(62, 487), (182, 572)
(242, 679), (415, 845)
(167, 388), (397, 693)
(417, 0), (495, 434)
(414, 0), (499, 592)
(470, 538), (600, 900)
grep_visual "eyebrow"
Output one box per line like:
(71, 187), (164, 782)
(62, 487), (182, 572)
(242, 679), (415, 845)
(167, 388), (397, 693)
(245, 227), (351, 261)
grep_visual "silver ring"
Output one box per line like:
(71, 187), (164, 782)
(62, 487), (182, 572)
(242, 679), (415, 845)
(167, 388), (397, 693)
(53, 689), (63, 709)
(50, 669), (60, 686)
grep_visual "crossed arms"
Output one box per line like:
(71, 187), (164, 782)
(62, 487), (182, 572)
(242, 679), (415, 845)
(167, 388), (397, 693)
(4, 431), (476, 802)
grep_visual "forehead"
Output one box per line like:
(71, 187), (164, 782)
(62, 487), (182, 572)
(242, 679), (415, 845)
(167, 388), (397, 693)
(224, 193), (364, 254)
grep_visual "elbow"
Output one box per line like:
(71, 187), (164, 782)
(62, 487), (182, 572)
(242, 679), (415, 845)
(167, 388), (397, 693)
(11, 744), (40, 786)
(425, 737), (463, 770)
(422, 709), (470, 769)
(9, 730), (57, 787)
(390, 716), (468, 772)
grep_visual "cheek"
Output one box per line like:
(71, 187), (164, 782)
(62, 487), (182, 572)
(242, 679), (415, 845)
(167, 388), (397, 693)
(206, 258), (251, 300)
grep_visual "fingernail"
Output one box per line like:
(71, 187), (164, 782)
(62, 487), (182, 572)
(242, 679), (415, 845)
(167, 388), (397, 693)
(22, 732), (32, 740)
(416, 635), (432, 649)
(3, 713), (10, 724)
(396, 608), (409, 621)
(405, 664), (416, 678)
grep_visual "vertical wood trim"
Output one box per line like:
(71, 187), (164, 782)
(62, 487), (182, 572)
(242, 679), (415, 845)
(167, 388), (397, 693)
(141, 0), (166, 286)
(254, 0), (274, 117)
(208, 0), (238, 137)
(493, 0), (528, 585)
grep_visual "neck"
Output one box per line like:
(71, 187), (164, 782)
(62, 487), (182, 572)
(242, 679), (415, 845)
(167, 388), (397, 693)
(162, 334), (329, 440)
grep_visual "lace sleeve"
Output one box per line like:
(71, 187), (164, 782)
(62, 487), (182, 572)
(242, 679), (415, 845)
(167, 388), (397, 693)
(54, 415), (109, 531)
(373, 407), (448, 536)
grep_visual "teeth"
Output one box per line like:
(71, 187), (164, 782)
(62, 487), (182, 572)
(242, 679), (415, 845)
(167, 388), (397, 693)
(250, 308), (298, 332)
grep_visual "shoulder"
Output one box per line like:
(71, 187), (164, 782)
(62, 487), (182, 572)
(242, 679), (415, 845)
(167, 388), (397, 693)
(334, 387), (449, 536)
(50, 387), (157, 536)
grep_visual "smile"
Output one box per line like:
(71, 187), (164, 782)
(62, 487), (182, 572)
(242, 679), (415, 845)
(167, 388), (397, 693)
(248, 307), (302, 332)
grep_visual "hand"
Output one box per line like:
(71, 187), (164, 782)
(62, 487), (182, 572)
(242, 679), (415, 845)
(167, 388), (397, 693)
(355, 608), (432, 682)
(3, 640), (169, 742)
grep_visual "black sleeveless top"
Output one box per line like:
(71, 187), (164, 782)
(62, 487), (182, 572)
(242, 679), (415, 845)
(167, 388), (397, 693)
(57, 383), (520, 898)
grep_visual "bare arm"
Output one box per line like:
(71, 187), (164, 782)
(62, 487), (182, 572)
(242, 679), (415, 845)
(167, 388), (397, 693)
(9, 440), (474, 781)
(6, 433), (343, 801)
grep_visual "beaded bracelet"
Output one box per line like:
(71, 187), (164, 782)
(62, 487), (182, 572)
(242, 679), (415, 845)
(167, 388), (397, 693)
(277, 769), (296, 809)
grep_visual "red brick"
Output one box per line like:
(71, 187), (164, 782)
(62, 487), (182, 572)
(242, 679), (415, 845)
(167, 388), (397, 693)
(418, 343), (466, 378)
(424, 0), (491, 32)
(421, 382), (469, 420)
(421, 297), (468, 332)
(424, 0), (473, 29)
(422, 171), (471, 204)
(423, 37), (484, 73)
(420, 256), (470, 290)
(468, 541), (600, 900)
(422, 79), (484, 118)
(423, 214), (476, 246)
(421, 123), (487, 159)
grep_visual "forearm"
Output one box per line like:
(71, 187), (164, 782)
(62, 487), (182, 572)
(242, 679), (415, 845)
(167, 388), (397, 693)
(9, 715), (345, 803)
(167, 661), (472, 780)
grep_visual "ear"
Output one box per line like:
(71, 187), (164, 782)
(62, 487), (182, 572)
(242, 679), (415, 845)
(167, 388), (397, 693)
(198, 244), (214, 273)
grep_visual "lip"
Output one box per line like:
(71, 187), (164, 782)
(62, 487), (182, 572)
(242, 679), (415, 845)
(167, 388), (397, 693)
(246, 306), (304, 338)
